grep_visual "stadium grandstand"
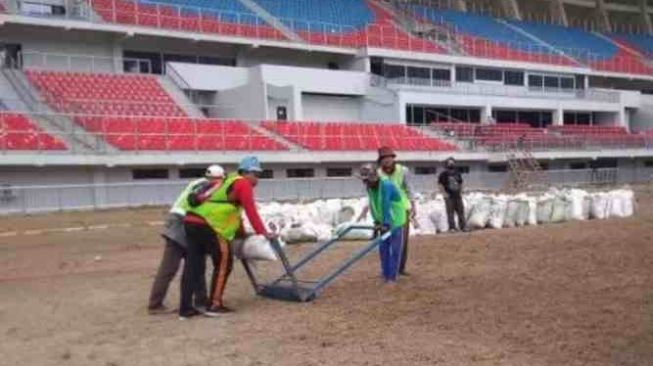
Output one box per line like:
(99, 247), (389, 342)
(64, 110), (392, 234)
(0, 0), (652, 211)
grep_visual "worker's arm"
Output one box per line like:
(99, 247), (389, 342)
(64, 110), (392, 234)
(230, 180), (276, 239)
(402, 168), (417, 220)
(437, 173), (449, 199)
(187, 181), (215, 207)
(381, 182), (393, 230)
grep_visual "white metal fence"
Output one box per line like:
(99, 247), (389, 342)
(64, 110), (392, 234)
(1, 168), (646, 215)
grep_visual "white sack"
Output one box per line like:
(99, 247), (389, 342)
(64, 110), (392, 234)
(234, 235), (283, 261)
(488, 196), (508, 229)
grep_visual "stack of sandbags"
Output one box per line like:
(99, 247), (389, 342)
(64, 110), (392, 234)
(241, 187), (635, 243)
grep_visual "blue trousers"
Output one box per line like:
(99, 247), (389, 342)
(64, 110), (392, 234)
(379, 228), (403, 282)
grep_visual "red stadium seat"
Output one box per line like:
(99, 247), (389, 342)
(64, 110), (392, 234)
(262, 121), (457, 151)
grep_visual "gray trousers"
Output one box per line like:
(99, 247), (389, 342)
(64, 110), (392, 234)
(148, 239), (207, 309)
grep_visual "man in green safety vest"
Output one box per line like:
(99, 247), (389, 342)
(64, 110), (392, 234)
(147, 164), (224, 315)
(179, 156), (275, 319)
(377, 146), (415, 276)
(358, 163), (406, 283)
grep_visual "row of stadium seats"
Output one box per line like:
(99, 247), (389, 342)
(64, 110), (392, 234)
(261, 121), (457, 151)
(83, 0), (651, 74)
(409, 7), (651, 74)
(0, 113), (67, 151)
(433, 122), (649, 149)
(613, 34), (653, 57)
(75, 117), (287, 151)
(91, 0), (284, 41)
(26, 70), (186, 117)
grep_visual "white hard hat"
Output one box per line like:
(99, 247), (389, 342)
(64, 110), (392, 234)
(205, 164), (225, 178)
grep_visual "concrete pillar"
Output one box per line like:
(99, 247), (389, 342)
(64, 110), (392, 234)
(550, 0), (568, 26)
(111, 39), (123, 74)
(595, 0), (612, 32)
(453, 0), (467, 12)
(482, 104), (493, 124)
(553, 108), (564, 126)
(617, 109), (627, 128)
(640, 0), (653, 34)
(501, 0), (521, 20)
(92, 168), (108, 209)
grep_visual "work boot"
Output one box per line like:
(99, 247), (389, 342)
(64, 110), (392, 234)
(178, 308), (201, 320)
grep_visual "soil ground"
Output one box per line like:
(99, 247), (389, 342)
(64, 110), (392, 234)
(1, 185), (653, 366)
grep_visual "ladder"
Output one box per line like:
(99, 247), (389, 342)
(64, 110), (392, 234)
(242, 225), (394, 302)
(503, 145), (548, 193)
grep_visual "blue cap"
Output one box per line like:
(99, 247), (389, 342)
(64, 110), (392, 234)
(238, 156), (263, 173)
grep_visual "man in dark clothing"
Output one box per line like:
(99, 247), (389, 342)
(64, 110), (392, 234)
(438, 158), (466, 232)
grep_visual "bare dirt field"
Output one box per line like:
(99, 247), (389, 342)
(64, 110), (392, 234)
(1, 185), (653, 366)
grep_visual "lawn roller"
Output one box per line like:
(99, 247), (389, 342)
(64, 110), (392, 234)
(241, 225), (395, 302)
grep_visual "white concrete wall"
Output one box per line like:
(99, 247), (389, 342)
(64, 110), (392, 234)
(260, 65), (369, 95)
(215, 68), (266, 120)
(168, 63), (248, 91)
(1, 26), (118, 72)
(301, 94), (362, 121)
(630, 94), (653, 133)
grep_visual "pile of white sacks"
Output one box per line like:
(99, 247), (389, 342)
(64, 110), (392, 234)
(243, 188), (635, 244)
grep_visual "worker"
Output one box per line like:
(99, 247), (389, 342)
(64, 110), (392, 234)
(179, 156), (275, 319)
(147, 165), (224, 315)
(377, 146), (415, 276)
(438, 157), (467, 232)
(358, 163), (406, 283)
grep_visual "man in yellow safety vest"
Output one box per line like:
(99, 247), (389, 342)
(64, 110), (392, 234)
(179, 156), (275, 319)
(377, 146), (415, 276)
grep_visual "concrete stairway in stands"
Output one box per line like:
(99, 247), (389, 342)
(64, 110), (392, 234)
(157, 76), (205, 118)
(2, 68), (116, 153)
(248, 121), (304, 151)
(237, 0), (303, 42)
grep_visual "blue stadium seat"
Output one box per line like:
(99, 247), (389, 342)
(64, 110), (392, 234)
(253, 0), (375, 31)
(614, 33), (653, 57)
(508, 21), (618, 60)
(411, 7), (543, 52)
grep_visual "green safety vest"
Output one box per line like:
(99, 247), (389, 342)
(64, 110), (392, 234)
(367, 177), (407, 229)
(170, 178), (206, 215)
(378, 164), (410, 210)
(188, 173), (244, 241)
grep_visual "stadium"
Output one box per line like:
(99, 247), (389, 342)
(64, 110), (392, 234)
(1, 0), (653, 364)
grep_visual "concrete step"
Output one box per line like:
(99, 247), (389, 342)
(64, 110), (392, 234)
(3, 68), (116, 153)
(158, 75), (205, 118)
(237, 0), (303, 42)
(248, 121), (306, 151)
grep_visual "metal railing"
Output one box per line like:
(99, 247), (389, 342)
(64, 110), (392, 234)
(0, 167), (645, 215)
(1, 112), (653, 154)
(380, 75), (621, 103)
(18, 51), (152, 74)
(5, 0), (652, 76)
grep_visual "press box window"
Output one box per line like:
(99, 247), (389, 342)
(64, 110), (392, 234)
(132, 169), (169, 180)
(569, 162), (588, 170)
(475, 68), (503, 82)
(528, 75), (543, 88)
(432, 68), (451, 81)
(487, 164), (508, 172)
(544, 76), (560, 88)
(455, 66), (473, 82)
(414, 166), (437, 175)
(560, 77), (574, 89)
(326, 168), (352, 177)
(287, 168), (315, 178)
(504, 71), (524, 86)
(179, 168), (206, 179)
(259, 169), (274, 179)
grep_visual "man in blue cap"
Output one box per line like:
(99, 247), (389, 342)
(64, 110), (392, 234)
(180, 156), (275, 319)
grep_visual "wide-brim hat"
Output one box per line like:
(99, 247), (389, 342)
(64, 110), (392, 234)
(377, 146), (396, 161)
